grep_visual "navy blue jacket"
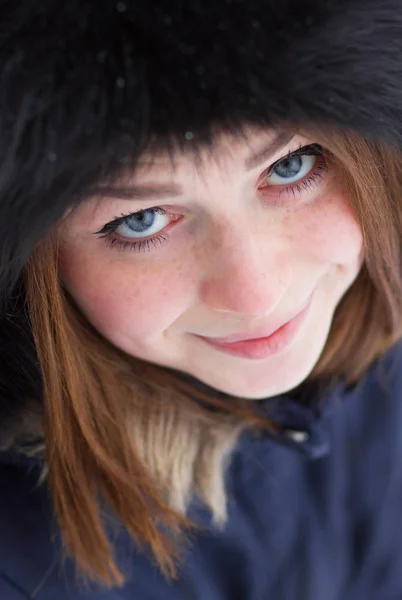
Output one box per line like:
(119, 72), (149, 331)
(1, 341), (402, 599)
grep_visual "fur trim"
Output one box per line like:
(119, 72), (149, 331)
(0, 288), (43, 449)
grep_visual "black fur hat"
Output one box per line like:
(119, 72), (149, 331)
(1, 0), (402, 298)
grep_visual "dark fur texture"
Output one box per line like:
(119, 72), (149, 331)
(1, 0), (402, 439)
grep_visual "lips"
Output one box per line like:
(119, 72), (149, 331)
(193, 294), (313, 360)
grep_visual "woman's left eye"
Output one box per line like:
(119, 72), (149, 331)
(258, 143), (328, 198)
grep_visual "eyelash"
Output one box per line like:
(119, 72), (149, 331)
(260, 143), (328, 198)
(95, 207), (172, 254)
(95, 143), (329, 253)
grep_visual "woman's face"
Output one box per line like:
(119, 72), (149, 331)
(58, 128), (364, 399)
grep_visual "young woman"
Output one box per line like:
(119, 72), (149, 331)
(1, 1), (402, 598)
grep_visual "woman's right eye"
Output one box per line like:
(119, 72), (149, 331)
(114, 207), (171, 238)
(95, 207), (171, 239)
(94, 207), (182, 253)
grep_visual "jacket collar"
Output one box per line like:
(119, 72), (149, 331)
(256, 380), (345, 459)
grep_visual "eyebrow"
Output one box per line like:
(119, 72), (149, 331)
(88, 183), (183, 201)
(244, 132), (294, 170)
(88, 132), (294, 201)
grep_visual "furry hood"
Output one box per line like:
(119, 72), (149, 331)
(1, 0), (402, 444)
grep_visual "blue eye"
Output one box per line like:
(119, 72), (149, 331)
(114, 208), (171, 239)
(258, 143), (328, 199)
(270, 154), (316, 184)
(94, 207), (178, 253)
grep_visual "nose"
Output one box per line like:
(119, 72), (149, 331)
(198, 225), (292, 317)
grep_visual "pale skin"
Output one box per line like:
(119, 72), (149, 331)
(58, 127), (364, 399)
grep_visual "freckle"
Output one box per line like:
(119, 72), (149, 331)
(188, 238), (202, 263)
(170, 255), (185, 273)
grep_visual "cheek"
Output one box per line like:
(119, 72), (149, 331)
(294, 186), (364, 266)
(58, 246), (195, 342)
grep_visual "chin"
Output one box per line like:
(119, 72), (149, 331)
(187, 361), (316, 401)
(185, 338), (327, 400)
(211, 375), (313, 400)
